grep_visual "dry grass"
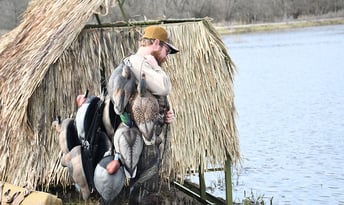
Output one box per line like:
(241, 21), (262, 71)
(0, 0), (116, 188)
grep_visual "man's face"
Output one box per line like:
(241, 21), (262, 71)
(151, 42), (170, 66)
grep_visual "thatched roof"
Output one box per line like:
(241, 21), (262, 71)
(0, 0), (240, 189)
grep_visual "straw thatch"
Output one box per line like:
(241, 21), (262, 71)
(0, 0), (116, 188)
(0, 0), (240, 190)
(163, 20), (239, 179)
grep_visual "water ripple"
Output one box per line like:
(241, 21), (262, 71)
(224, 24), (344, 204)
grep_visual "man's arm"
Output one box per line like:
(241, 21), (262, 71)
(129, 55), (172, 96)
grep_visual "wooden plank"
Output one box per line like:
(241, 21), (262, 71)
(173, 181), (215, 205)
(183, 180), (226, 204)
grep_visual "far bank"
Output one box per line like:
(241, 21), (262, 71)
(216, 17), (344, 35)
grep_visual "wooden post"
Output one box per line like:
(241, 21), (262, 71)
(225, 156), (233, 205)
(199, 159), (206, 200)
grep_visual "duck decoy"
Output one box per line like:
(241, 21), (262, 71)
(113, 123), (143, 178)
(62, 145), (90, 200)
(102, 97), (121, 137)
(94, 154), (125, 205)
(52, 116), (80, 155)
(75, 96), (101, 142)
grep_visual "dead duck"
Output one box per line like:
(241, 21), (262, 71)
(108, 59), (136, 115)
(129, 88), (161, 145)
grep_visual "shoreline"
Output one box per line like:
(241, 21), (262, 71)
(216, 17), (344, 35)
(3, 17), (343, 37)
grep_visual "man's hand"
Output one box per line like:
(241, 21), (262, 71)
(165, 109), (175, 124)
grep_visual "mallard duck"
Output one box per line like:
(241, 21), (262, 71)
(129, 91), (160, 145)
(108, 60), (136, 115)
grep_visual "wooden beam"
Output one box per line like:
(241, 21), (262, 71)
(83, 18), (204, 29)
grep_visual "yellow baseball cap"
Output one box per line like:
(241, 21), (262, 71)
(143, 25), (179, 54)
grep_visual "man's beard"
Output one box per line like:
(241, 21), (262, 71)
(151, 50), (166, 66)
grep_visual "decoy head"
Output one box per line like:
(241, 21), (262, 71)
(51, 115), (62, 133)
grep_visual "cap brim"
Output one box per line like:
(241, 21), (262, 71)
(166, 43), (179, 54)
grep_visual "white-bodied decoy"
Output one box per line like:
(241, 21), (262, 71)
(94, 154), (125, 205)
(113, 123), (143, 178)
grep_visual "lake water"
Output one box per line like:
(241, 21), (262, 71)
(219, 25), (344, 204)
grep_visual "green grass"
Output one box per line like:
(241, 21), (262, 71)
(241, 189), (273, 205)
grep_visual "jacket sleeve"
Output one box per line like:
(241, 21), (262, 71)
(129, 55), (172, 96)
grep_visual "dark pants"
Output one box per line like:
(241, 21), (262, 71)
(128, 143), (161, 205)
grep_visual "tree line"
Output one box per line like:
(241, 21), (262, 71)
(107, 0), (344, 24)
